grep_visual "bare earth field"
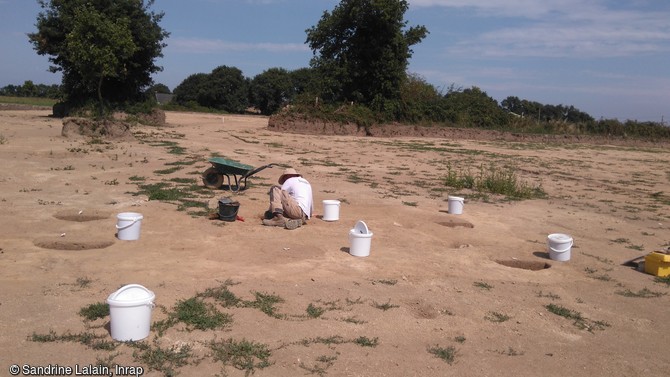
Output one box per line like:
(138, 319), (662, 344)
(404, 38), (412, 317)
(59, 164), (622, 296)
(1, 109), (669, 377)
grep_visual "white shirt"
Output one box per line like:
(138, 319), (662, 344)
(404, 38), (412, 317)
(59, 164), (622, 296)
(282, 176), (313, 218)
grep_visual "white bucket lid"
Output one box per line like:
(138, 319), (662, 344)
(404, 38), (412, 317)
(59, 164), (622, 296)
(448, 196), (464, 202)
(107, 284), (155, 306)
(323, 199), (340, 205)
(117, 212), (143, 220)
(548, 233), (573, 243)
(353, 220), (371, 234)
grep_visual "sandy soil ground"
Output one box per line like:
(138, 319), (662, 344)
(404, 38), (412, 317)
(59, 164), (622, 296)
(1, 108), (669, 377)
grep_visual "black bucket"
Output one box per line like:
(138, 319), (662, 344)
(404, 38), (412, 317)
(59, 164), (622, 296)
(218, 198), (240, 221)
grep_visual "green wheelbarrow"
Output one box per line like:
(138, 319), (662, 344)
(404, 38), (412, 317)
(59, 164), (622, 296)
(202, 157), (278, 192)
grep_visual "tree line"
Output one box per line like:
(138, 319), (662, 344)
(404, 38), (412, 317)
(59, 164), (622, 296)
(21, 0), (668, 139)
(0, 81), (62, 99)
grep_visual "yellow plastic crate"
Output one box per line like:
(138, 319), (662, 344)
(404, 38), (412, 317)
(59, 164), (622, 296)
(644, 252), (670, 277)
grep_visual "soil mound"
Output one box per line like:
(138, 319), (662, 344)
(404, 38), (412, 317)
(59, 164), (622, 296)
(268, 114), (669, 147)
(62, 117), (134, 140)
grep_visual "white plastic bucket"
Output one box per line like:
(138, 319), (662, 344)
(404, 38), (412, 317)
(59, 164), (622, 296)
(116, 212), (143, 240)
(349, 220), (373, 257)
(547, 233), (573, 262)
(107, 284), (155, 341)
(322, 200), (341, 221)
(448, 196), (464, 215)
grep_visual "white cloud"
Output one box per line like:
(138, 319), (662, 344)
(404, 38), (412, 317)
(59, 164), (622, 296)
(169, 37), (309, 53)
(410, 0), (589, 18)
(411, 0), (670, 58)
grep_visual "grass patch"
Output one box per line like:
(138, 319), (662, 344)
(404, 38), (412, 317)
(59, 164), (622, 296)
(581, 252), (614, 265)
(353, 336), (378, 347)
(0, 95), (57, 107)
(428, 345), (457, 365)
(444, 163), (546, 200)
(78, 302), (109, 321)
(484, 311), (510, 323)
(243, 291), (285, 319)
(153, 166), (182, 175)
(615, 288), (667, 298)
(148, 141), (186, 155)
(209, 338), (273, 375)
(157, 297), (233, 332)
(136, 183), (194, 201)
(342, 316), (367, 324)
(197, 282), (285, 319)
(654, 276), (670, 286)
(545, 304), (610, 332)
(371, 300), (399, 311)
(299, 354), (337, 376)
(198, 280), (242, 307)
(473, 281), (493, 290)
(498, 347), (525, 356)
(76, 276), (92, 288)
(536, 291), (561, 300)
(306, 303), (326, 318)
(372, 279), (398, 286)
(132, 341), (195, 376)
(30, 330), (118, 351)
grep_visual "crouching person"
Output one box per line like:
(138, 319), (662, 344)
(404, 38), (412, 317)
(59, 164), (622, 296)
(263, 168), (313, 230)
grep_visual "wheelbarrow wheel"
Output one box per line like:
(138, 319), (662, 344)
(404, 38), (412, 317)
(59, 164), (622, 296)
(202, 167), (224, 189)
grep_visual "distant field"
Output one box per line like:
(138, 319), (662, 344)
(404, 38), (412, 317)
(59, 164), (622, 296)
(0, 96), (57, 107)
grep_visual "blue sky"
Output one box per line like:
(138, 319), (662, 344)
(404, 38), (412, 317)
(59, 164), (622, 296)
(1, 0), (669, 122)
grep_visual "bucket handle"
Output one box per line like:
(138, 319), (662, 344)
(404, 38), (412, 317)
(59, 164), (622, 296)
(549, 240), (573, 253)
(116, 218), (141, 230)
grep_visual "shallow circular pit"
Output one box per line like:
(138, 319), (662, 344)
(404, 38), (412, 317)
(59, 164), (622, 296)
(34, 238), (114, 251)
(496, 260), (551, 271)
(54, 209), (110, 222)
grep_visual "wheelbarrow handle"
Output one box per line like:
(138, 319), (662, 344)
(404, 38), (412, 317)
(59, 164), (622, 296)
(242, 163), (279, 179)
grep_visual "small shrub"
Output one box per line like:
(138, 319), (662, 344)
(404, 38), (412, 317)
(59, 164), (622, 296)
(306, 303), (326, 318)
(428, 345), (457, 365)
(353, 336), (378, 347)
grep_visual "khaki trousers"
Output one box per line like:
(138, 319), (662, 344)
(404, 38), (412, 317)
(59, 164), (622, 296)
(268, 186), (305, 220)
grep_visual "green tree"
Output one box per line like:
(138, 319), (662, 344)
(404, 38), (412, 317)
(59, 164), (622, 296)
(29, 0), (168, 106)
(305, 0), (428, 109)
(289, 67), (322, 98)
(204, 66), (250, 113)
(173, 73), (210, 107)
(443, 86), (510, 128)
(397, 74), (447, 123)
(65, 4), (137, 111)
(173, 66), (249, 113)
(250, 68), (293, 115)
(148, 83), (171, 94)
